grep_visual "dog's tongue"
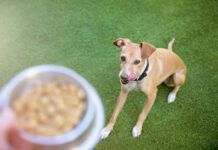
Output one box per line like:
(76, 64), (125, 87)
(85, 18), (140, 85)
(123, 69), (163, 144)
(129, 73), (136, 81)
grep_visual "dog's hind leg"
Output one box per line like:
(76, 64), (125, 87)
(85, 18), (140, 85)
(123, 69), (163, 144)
(167, 68), (186, 103)
(164, 75), (175, 87)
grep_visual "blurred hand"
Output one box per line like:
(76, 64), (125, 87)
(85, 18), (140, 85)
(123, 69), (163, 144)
(0, 108), (33, 150)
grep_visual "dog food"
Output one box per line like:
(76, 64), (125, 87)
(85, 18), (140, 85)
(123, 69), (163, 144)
(11, 81), (86, 136)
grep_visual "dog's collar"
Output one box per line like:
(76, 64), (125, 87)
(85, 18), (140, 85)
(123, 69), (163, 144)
(135, 59), (149, 81)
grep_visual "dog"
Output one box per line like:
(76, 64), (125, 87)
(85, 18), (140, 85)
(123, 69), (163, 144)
(101, 38), (186, 138)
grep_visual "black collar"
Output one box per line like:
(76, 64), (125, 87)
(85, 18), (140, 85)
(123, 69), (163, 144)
(135, 59), (149, 81)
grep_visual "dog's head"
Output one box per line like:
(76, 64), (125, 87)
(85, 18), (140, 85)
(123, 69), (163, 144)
(113, 38), (156, 84)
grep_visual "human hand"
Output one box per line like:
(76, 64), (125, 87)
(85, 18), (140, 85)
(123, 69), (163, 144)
(0, 108), (33, 150)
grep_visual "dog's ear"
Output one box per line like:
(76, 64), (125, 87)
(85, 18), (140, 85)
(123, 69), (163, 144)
(113, 38), (131, 48)
(140, 42), (156, 59)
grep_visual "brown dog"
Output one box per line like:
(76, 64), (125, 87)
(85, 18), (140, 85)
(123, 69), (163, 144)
(101, 38), (186, 138)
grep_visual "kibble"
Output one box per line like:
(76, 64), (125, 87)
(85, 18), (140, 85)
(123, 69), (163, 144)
(11, 81), (86, 136)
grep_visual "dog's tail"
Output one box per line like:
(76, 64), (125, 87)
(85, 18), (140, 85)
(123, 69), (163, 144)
(167, 38), (175, 51)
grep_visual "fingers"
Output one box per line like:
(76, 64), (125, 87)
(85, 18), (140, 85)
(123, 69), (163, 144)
(0, 107), (16, 129)
(0, 107), (16, 150)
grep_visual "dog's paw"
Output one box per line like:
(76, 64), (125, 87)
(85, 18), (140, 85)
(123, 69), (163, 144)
(132, 126), (142, 138)
(168, 92), (176, 103)
(100, 128), (112, 139)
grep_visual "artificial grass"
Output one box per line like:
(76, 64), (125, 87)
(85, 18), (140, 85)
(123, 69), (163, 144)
(0, 0), (217, 149)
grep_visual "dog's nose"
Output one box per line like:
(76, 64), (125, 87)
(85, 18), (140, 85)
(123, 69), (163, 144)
(121, 72), (128, 80)
(120, 72), (129, 84)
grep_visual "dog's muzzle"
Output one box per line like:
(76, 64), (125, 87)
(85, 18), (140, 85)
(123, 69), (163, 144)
(120, 76), (129, 84)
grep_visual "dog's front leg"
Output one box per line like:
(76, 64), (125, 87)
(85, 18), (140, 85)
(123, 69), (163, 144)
(132, 87), (157, 137)
(101, 89), (129, 139)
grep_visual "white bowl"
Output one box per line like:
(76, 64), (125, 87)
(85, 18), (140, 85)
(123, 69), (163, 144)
(0, 65), (105, 149)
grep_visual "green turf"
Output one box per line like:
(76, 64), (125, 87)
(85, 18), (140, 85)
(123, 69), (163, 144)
(0, 0), (217, 149)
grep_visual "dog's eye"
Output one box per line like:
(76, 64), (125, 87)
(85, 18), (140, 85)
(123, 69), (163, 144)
(134, 59), (141, 65)
(121, 56), (126, 62)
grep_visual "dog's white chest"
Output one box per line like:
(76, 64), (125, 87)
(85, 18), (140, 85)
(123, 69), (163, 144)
(123, 81), (138, 91)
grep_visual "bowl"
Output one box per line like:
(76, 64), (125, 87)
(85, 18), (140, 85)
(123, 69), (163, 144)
(0, 65), (105, 149)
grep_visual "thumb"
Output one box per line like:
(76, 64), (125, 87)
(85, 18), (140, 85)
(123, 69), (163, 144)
(0, 108), (33, 150)
(7, 126), (34, 150)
